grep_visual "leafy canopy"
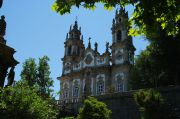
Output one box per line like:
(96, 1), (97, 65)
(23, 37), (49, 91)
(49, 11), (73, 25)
(77, 96), (111, 119)
(134, 89), (180, 119)
(0, 81), (57, 119)
(52, 0), (180, 36)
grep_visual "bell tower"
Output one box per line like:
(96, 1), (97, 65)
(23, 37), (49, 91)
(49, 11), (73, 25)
(111, 8), (135, 65)
(62, 21), (85, 75)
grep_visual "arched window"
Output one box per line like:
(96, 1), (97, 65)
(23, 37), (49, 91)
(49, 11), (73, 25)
(119, 18), (121, 23)
(97, 82), (104, 94)
(116, 74), (124, 92)
(68, 45), (72, 55)
(72, 46), (77, 55)
(73, 80), (79, 97)
(63, 90), (68, 99)
(117, 30), (122, 41)
(63, 83), (69, 99)
(73, 87), (79, 97)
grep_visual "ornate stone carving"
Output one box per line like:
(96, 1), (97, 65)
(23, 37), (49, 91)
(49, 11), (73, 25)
(85, 54), (93, 64)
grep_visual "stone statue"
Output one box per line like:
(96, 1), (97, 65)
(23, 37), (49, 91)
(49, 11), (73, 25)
(0, 15), (6, 36)
(7, 67), (15, 86)
(0, 0), (3, 8)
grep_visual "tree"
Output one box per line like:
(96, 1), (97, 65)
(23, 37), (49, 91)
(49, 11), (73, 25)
(52, 0), (179, 37)
(0, 81), (58, 119)
(77, 97), (111, 119)
(134, 89), (180, 119)
(37, 56), (54, 98)
(21, 58), (37, 87)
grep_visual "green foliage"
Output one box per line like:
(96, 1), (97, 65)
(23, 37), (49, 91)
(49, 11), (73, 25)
(129, 36), (180, 89)
(61, 117), (76, 119)
(0, 81), (58, 119)
(52, 0), (180, 37)
(77, 96), (111, 119)
(134, 89), (180, 119)
(21, 56), (54, 98)
(21, 58), (37, 87)
(134, 89), (164, 119)
(37, 56), (54, 98)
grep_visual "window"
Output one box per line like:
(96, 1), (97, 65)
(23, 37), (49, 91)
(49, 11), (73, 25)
(119, 18), (121, 23)
(97, 82), (104, 94)
(117, 83), (123, 92)
(97, 75), (105, 95)
(68, 46), (72, 55)
(73, 80), (79, 97)
(116, 74), (124, 92)
(73, 87), (79, 97)
(63, 90), (68, 99)
(117, 30), (122, 41)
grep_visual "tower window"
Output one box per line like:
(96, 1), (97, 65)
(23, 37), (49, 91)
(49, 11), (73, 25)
(68, 45), (72, 55)
(119, 18), (121, 23)
(117, 30), (122, 41)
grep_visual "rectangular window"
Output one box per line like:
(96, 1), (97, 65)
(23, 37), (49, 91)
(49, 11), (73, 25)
(73, 87), (79, 97)
(117, 83), (123, 92)
(97, 83), (104, 94)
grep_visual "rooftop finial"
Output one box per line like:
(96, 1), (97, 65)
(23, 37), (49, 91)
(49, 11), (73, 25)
(66, 33), (68, 40)
(119, 7), (125, 14)
(81, 35), (83, 40)
(88, 37), (91, 49)
(79, 27), (81, 32)
(0, 15), (6, 37)
(106, 42), (109, 52)
(73, 20), (78, 29)
(73, 17), (78, 29)
(69, 25), (72, 32)
(94, 42), (98, 52)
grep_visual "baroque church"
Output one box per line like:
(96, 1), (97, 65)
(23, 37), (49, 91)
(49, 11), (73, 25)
(58, 8), (135, 103)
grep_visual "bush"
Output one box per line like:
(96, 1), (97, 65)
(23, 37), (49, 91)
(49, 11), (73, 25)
(77, 96), (111, 119)
(0, 81), (58, 119)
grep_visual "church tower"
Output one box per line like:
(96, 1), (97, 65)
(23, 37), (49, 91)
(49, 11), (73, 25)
(111, 8), (135, 91)
(62, 21), (85, 75)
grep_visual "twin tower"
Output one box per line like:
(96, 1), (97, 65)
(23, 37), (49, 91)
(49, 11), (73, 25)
(58, 8), (135, 102)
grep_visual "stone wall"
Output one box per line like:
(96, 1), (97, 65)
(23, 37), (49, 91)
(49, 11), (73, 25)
(60, 86), (180, 119)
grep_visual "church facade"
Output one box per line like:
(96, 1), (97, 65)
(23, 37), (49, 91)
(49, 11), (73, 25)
(58, 8), (135, 103)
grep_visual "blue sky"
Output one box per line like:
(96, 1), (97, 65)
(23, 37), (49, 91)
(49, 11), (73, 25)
(1, 0), (148, 98)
